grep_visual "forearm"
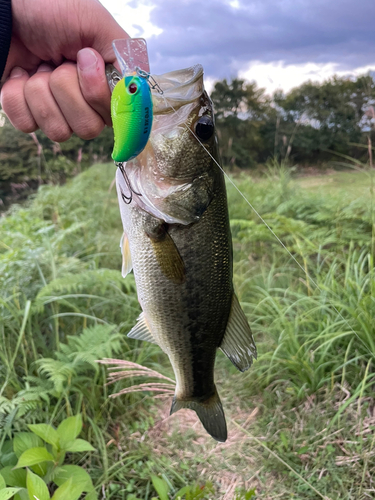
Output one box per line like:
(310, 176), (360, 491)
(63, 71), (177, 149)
(0, 0), (12, 80)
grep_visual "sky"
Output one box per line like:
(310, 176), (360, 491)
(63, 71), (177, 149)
(99, 0), (375, 95)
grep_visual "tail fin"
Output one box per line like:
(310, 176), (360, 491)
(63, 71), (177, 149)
(170, 386), (227, 442)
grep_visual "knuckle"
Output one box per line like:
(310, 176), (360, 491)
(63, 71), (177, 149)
(49, 63), (76, 92)
(24, 73), (49, 99)
(19, 121), (38, 134)
(1, 91), (37, 133)
(83, 86), (104, 106)
(75, 118), (104, 140)
(45, 124), (72, 143)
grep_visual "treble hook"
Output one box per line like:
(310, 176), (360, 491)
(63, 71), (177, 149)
(116, 162), (142, 204)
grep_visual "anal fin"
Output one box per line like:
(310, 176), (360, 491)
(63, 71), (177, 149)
(120, 232), (133, 278)
(170, 386), (227, 442)
(127, 312), (157, 344)
(220, 293), (257, 372)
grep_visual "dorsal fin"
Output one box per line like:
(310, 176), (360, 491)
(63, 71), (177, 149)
(220, 293), (257, 372)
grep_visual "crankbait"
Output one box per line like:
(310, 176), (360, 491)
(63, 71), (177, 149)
(109, 38), (154, 162)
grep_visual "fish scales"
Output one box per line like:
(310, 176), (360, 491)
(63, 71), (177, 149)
(113, 64), (256, 442)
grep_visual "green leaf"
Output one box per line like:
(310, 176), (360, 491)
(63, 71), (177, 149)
(28, 425), (60, 449)
(26, 470), (50, 500)
(174, 486), (189, 498)
(279, 432), (288, 449)
(0, 454), (17, 469)
(0, 443), (17, 468)
(50, 478), (85, 500)
(0, 476), (5, 490)
(30, 462), (49, 478)
(53, 465), (92, 490)
(297, 446), (309, 455)
(151, 476), (169, 500)
(14, 491), (29, 500)
(13, 435), (43, 460)
(64, 440), (95, 453)
(15, 449), (54, 469)
(0, 442), (13, 457)
(0, 488), (22, 500)
(56, 416), (82, 449)
(85, 490), (98, 500)
(0, 467), (27, 488)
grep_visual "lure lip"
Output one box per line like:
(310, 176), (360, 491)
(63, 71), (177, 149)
(112, 38), (150, 77)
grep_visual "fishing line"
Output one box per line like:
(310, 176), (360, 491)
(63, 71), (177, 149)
(155, 87), (374, 359)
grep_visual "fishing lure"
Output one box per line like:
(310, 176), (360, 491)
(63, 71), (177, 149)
(109, 39), (153, 163)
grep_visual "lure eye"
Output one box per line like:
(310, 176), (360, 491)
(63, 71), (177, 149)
(195, 116), (214, 141)
(128, 82), (138, 94)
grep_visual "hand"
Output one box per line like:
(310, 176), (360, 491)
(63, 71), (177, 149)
(0, 0), (129, 141)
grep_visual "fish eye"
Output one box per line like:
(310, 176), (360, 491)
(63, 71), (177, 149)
(127, 82), (138, 94)
(195, 116), (214, 141)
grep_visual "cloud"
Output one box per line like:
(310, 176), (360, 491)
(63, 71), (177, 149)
(238, 61), (375, 95)
(141, 0), (375, 81)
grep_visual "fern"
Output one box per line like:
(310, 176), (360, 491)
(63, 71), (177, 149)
(61, 324), (123, 371)
(34, 269), (135, 309)
(36, 357), (77, 393)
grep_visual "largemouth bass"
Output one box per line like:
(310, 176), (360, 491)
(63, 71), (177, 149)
(109, 64), (256, 442)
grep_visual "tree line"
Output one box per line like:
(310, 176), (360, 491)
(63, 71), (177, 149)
(1, 72), (375, 203)
(0, 115), (114, 205)
(210, 73), (375, 168)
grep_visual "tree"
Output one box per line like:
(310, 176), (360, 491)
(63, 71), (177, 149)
(275, 75), (375, 162)
(0, 111), (114, 204)
(211, 78), (273, 168)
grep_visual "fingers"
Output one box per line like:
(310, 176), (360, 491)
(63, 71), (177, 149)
(49, 61), (105, 139)
(0, 67), (38, 132)
(25, 64), (72, 142)
(1, 58), (109, 142)
(77, 48), (112, 126)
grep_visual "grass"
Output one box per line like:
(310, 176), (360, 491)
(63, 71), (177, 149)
(295, 166), (374, 200)
(1, 161), (374, 499)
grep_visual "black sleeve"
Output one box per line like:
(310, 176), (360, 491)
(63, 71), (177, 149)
(0, 0), (12, 80)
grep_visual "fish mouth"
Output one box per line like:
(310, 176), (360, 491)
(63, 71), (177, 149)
(151, 64), (205, 114)
(149, 66), (212, 145)
(115, 63), (214, 225)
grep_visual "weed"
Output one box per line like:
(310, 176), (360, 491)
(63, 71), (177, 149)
(1, 162), (375, 498)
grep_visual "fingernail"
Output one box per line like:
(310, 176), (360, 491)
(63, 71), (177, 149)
(77, 48), (98, 72)
(37, 64), (53, 73)
(9, 67), (26, 79)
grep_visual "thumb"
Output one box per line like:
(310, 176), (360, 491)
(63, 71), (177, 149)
(77, 48), (112, 126)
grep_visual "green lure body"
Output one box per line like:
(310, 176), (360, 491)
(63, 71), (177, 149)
(111, 75), (153, 162)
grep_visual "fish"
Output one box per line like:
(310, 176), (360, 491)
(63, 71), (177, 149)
(109, 64), (257, 442)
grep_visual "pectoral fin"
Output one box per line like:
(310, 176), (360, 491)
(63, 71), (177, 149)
(148, 226), (186, 284)
(120, 232), (133, 278)
(127, 312), (157, 344)
(220, 293), (257, 372)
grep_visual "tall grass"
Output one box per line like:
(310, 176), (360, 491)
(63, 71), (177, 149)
(1, 161), (374, 498)
(228, 166), (375, 401)
(0, 164), (170, 497)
